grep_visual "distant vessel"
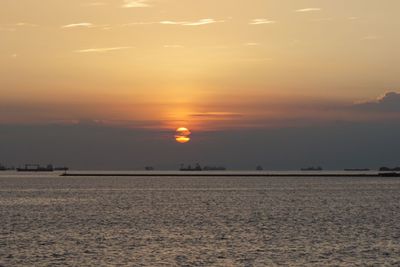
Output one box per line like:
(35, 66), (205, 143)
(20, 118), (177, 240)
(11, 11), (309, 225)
(145, 166), (154, 171)
(0, 164), (14, 171)
(180, 163), (227, 171)
(16, 164), (68, 172)
(380, 167), (400, 172)
(301, 166), (323, 171)
(256, 165), (263, 171)
(180, 163), (202, 171)
(344, 168), (370, 171)
(17, 164), (55, 172)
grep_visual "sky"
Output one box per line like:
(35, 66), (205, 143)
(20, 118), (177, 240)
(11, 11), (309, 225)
(1, 0), (400, 169)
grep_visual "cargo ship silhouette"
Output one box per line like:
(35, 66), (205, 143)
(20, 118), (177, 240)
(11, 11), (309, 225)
(17, 164), (68, 172)
(180, 164), (226, 171)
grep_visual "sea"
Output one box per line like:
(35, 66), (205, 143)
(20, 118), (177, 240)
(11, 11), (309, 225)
(1, 171), (400, 266)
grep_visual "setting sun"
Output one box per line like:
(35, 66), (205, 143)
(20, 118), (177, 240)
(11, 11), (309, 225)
(175, 127), (191, 143)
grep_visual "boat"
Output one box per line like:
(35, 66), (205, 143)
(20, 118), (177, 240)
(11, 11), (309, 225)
(180, 163), (202, 171)
(379, 167), (400, 172)
(344, 168), (370, 171)
(17, 164), (54, 172)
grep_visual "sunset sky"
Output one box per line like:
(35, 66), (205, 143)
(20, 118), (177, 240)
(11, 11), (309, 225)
(1, 0), (400, 169)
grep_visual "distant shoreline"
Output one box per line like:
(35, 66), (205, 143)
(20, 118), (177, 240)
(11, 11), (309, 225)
(60, 172), (400, 177)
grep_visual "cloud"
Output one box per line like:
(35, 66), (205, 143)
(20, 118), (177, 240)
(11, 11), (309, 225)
(2, 121), (400, 170)
(62, 23), (111, 30)
(249, 19), (276, 25)
(160, 19), (223, 26)
(244, 42), (261, 46)
(295, 8), (322, 12)
(0, 23), (38, 32)
(122, 0), (150, 8)
(15, 22), (38, 27)
(354, 92), (400, 112)
(190, 112), (243, 119)
(62, 23), (94, 29)
(74, 47), (133, 53)
(122, 19), (223, 27)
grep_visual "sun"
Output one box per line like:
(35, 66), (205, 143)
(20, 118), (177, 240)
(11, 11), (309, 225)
(175, 127), (191, 143)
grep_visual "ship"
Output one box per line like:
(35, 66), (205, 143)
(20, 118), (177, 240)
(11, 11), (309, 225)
(17, 164), (55, 172)
(180, 163), (227, 171)
(379, 167), (400, 172)
(0, 164), (16, 171)
(180, 163), (202, 171)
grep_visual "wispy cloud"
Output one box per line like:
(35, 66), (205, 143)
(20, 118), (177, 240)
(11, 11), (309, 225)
(295, 8), (322, 13)
(190, 112), (243, 119)
(62, 23), (111, 30)
(15, 22), (38, 27)
(249, 19), (276, 25)
(160, 19), (223, 26)
(122, 19), (224, 27)
(0, 22), (38, 31)
(122, 0), (150, 8)
(74, 47), (133, 53)
(244, 42), (261, 46)
(62, 23), (94, 29)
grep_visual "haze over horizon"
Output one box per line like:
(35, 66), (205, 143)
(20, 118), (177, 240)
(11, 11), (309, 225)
(1, 0), (400, 169)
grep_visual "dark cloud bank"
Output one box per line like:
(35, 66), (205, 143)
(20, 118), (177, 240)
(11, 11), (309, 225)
(353, 91), (400, 112)
(1, 92), (399, 170)
(0, 121), (399, 170)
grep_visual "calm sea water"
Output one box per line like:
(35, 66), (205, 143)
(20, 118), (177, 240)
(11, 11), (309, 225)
(1, 173), (400, 266)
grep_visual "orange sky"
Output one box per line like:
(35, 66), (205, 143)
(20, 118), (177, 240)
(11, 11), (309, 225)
(1, 0), (400, 130)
